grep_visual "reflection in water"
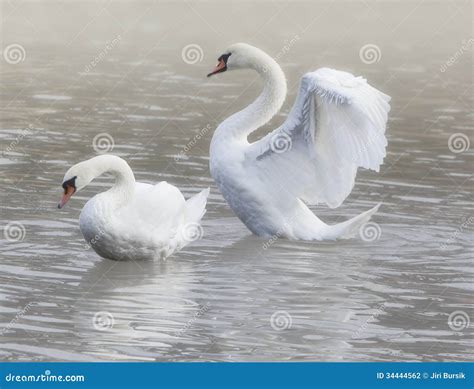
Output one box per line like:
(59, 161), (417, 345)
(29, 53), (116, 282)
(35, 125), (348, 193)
(0, 1), (472, 361)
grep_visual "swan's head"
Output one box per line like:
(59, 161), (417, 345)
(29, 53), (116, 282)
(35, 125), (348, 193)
(207, 43), (267, 77)
(58, 160), (95, 209)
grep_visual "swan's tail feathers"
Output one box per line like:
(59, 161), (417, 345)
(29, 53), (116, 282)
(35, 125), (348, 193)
(185, 187), (210, 223)
(328, 203), (381, 239)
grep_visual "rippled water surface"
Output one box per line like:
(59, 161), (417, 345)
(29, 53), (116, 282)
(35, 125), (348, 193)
(1, 1), (472, 361)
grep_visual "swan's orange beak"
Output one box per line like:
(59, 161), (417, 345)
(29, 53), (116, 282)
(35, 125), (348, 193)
(207, 58), (226, 77)
(58, 185), (75, 209)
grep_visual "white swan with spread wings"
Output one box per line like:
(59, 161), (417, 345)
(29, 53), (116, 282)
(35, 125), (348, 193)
(207, 43), (390, 240)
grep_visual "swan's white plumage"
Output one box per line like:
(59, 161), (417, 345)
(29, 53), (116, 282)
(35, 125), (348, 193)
(62, 155), (209, 261)
(249, 67), (390, 208)
(209, 43), (390, 240)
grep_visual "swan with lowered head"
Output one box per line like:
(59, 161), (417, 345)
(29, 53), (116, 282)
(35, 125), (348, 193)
(207, 43), (390, 240)
(58, 154), (209, 260)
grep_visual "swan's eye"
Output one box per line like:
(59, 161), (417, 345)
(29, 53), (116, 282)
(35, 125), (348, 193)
(219, 53), (231, 64)
(62, 176), (77, 193)
(58, 176), (78, 209)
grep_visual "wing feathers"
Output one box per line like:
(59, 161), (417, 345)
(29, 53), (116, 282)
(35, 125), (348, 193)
(249, 67), (390, 208)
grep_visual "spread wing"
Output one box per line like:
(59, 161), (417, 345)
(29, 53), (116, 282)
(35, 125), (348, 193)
(246, 67), (391, 208)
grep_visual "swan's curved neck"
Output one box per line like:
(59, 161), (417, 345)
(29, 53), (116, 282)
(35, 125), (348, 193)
(87, 155), (135, 208)
(216, 54), (287, 141)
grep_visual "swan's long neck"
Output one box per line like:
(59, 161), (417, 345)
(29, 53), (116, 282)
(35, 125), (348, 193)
(87, 155), (135, 208)
(216, 54), (287, 141)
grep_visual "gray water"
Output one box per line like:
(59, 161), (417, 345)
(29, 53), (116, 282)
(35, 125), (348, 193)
(0, 1), (472, 361)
